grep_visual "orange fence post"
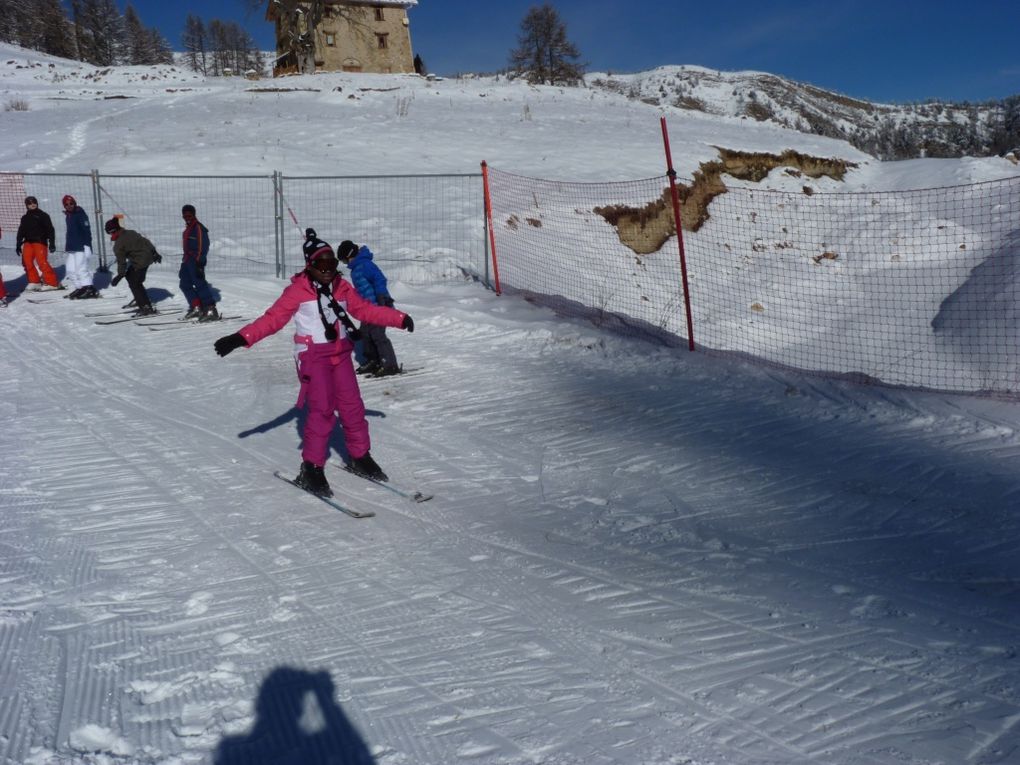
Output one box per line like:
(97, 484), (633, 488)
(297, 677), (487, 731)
(480, 161), (502, 295)
(660, 117), (696, 351)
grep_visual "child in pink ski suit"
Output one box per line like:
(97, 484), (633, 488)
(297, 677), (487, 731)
(213, 238), (414, 497)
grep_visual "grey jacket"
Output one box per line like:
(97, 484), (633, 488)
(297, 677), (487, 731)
(112, 229), (158, 275)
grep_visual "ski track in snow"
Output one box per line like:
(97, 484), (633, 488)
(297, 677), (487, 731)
(2, 281), (1019, 764)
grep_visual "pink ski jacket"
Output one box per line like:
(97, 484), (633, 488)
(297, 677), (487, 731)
(238, 272), (408, 353)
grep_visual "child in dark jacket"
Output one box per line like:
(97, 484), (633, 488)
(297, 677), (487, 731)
(213, 238), (414, 497)
(16, 196), (59, 290)
(337, 240), (402, 377)
(180, 204), (219, 321)
(62, 194), (97, 299)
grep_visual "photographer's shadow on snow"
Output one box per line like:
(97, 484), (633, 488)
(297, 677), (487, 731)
(214, 666), (376, 765)
(237, 405), (386, 464)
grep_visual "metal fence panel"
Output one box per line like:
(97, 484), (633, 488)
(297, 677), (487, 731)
(279, 174), (486, 284)
(0, 172), (486, 286)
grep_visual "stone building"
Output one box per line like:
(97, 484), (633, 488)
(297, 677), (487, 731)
(267, 0), (418, 76)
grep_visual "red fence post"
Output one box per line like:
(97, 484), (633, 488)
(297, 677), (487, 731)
(660, 117), (696, 351)
(480, 161), (502, 296)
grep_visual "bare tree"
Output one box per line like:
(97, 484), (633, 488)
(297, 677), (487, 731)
(183, 14), (208, 74)
(509, 4), (584, 86)
(248, 0), (366, 74)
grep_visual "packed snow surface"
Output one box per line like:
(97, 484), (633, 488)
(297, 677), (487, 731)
(2, 42), (1020, 765)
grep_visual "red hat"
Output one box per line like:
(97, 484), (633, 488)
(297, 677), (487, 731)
(62, 194), (76, 207)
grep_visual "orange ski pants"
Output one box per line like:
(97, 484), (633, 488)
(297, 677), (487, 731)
(22, 242), (58, 287)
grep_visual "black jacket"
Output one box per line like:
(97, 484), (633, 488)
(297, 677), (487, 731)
(17, 208), (56, 250)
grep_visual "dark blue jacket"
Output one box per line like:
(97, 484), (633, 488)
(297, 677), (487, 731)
(347, 246), (390, 305)
(182, 220), (210, 264)
(64, 206), (92, 251)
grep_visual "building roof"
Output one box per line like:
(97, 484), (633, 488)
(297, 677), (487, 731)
(327, 0), (418, 6)
(267, 0), (418, 23)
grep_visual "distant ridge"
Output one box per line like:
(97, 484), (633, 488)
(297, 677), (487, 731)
(589, 66), (1020, 160)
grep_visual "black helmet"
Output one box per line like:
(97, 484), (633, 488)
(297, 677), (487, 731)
(104, 217), (121, 234)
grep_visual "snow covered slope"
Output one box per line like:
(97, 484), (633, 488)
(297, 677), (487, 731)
(2, 42), (1020, 765)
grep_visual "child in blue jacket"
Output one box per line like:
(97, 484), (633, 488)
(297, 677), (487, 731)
(337, 240), (402, 376)
(62, 195), (97, 299)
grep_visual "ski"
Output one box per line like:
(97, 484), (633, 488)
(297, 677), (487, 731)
(333, 463), (433, 503)
(24, 290), (71, 303)
(84, 307), (143, 317)
(143, 315), (243, 330)
(95, 308), (183, 325)
(273, 471), (374, 518)
(359, 366), (428, 382)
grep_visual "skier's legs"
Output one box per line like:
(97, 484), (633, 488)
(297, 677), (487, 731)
(22, 243), (43, 284)
(65, 250), (90, 289)
(32, 244), (58, 287)
(365, 323), (397, 369)
(178, 261), (198, 307)
(361, 327), (381, 365)
(126, 266), (149, 307)
(332, 353), (371, 459)
(300, 353), (339, 466)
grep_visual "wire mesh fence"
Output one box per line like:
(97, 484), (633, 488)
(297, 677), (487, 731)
(6, 165), (1018, 397)
(0, 171), (487, 285)
(485, 167), (1020, 398)
(278, 173), (486, 284)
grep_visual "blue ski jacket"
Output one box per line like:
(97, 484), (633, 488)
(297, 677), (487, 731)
(346, 246), (390, 305)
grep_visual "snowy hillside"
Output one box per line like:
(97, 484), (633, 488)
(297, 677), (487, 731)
(589, 66), (1020, 161)
(3, 42), (1020, 765)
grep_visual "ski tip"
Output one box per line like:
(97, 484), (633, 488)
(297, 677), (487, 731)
(413, 492), (434, 503)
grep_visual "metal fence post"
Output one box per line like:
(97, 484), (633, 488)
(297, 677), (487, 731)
(273, 171), (283, 278)
(90, 169), (107, 271)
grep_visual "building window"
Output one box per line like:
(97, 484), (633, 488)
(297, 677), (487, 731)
(375, 7), (385, 21)
(376, 33), (388, 49)
(325, 33), (335, 46)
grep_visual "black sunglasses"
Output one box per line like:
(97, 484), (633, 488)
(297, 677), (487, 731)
(311, 258), (339, 271)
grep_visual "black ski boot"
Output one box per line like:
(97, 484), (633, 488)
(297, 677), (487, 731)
(132, 304), (156, 317)
(348, 451), (388, 482)
(295, 460), (332, 497)
(198, 305), (220, 322)
(356, 360), (381, 375)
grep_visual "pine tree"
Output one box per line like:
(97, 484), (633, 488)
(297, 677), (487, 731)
(509, 4), (585, 86)
(37, 0), (77, 58)
(78, 0), (124, 66)
(123, 4), (147, 64)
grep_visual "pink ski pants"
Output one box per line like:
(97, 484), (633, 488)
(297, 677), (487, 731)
(296, 342), (370, 466)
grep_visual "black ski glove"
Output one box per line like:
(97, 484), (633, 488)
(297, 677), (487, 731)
(48, 243), (55, 253)
(214, 333), (246, 357)
(152, 251), (162, 264)
(111, 274), (123, 286)
(379, 295), (394, 307)
(401, 315), (414, 333)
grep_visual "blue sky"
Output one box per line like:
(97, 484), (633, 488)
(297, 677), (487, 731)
(130, 0), (1018, 104)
